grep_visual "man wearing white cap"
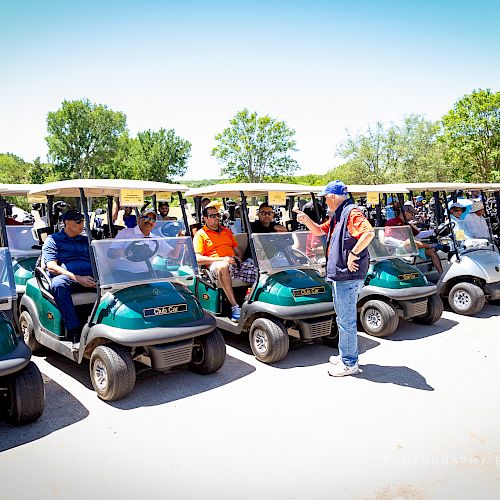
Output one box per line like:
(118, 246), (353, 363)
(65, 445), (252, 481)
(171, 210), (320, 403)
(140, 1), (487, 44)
(463, 201), (490, 240)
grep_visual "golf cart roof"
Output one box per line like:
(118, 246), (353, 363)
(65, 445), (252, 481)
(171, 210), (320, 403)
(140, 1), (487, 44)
(185, 183), (317, 199)
(0, 184), (43, 196)
(300, 184), (410, 195)
(402, 182), (473, 192)
(28, 179), (188, 197)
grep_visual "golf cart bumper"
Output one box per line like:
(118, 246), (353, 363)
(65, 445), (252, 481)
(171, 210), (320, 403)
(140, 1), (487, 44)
(86, 312), (216, 347)
(244, 301), (334, 321)
(484, 281), (500, 300)
(0, 341), (31, 378)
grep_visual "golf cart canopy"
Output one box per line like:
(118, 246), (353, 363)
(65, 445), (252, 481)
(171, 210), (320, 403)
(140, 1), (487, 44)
(0, 184), (43, 197)
(402, 182), (475, 192)
(185, 183), (316, 200)
(296, 184), (410, 195)
(27, 179), (189, 198)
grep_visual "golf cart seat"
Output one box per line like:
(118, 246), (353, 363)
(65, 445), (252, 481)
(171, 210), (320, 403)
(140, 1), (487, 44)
(34, 266), (97, 306)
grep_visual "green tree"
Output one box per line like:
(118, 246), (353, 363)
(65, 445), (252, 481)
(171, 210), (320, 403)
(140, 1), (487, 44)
(46, 99), (127, 179)
(0, 153), (30, 183)
(212, 109), (299, 182)
(136, 128), (191, 182)
(440, 88), (500, 181)
(28, 157), (61, 184)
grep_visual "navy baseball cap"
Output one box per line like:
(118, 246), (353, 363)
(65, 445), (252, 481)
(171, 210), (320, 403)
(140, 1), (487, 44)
(62, 209), (84, 221)
(318, 180), (349, 196)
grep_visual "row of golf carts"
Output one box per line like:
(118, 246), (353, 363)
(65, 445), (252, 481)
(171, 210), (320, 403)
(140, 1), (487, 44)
(1, 180), (499, 423)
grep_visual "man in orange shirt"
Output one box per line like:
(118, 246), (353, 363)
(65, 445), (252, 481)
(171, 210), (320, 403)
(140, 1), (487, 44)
(193, 204), (257, 321)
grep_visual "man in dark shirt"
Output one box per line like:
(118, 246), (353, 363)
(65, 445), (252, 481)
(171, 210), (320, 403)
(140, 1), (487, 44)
(250, 203), (286, 233)
(42, 210), (96, 343)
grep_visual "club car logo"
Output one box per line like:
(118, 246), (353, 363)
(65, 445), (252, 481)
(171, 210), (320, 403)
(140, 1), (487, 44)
(398, 272), (420, 281)
(143, 303), (188, 317)
(292, 286), (326, 298)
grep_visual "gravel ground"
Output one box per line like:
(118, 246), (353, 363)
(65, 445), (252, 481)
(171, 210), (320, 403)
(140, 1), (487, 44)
(1, 304), (499, 500)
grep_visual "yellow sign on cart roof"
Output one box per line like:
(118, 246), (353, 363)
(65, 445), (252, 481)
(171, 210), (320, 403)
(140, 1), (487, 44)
(120, 189), (144, 207)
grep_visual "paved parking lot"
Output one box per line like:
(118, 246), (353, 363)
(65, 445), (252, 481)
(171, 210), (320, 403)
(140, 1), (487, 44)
(1, 304), (499, 500)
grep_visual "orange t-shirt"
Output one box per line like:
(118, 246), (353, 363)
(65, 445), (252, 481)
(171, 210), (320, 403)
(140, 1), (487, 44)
(193, 225), (238, 258)
(320, 208), (373, 239)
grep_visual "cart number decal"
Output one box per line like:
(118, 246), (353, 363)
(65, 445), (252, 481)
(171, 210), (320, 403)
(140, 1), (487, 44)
(398, 272), (420, 281)
(143, 303), (188, 317)
(292, 286), (326, 297)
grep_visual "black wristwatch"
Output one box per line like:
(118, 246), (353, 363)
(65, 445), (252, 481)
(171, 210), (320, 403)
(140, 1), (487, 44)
(350, 250), (360, 257)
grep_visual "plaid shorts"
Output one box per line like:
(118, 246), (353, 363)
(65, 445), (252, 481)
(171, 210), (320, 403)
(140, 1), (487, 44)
(208, 258), (257, 284)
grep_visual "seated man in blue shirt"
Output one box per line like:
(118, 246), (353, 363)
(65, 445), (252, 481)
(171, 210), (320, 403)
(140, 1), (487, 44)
(42, 210), (96, 344)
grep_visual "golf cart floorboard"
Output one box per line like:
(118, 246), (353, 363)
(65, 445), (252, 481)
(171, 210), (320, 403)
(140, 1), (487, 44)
(215, 316), (242, 334)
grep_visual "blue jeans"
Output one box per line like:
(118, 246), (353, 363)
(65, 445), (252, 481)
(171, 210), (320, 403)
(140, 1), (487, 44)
(331, 279), (364, 367)
(51, 275), (88, 331)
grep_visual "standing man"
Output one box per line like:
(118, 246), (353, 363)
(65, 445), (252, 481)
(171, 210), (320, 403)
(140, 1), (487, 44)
(294, 181), (374, 377)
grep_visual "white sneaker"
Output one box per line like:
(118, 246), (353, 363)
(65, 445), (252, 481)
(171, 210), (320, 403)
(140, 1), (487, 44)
(328, 361), (359, 377)
(329, 355), (341, 365)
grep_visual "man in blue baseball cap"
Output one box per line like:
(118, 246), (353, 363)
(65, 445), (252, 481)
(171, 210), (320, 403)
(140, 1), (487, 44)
(294, 180), (374, 376)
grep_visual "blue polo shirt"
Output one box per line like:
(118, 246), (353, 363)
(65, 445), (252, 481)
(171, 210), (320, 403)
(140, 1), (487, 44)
(42, 229), (93, 277)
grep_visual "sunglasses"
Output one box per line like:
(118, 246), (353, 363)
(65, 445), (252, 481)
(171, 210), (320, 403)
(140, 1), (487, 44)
(140, 215), (156, 222)
(69, 219), (84, 224)
(206, 213), (221, 219)
(259, 211), (274, 216)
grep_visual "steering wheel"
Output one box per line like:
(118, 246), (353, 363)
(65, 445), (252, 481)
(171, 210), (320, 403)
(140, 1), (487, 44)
(288, 247), (313, 265)
(434, 222), (453, 237)
(124, 240), (160, 262)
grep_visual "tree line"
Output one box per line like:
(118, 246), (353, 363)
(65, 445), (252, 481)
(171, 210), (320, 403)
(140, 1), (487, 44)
(1, 89), (499, 189)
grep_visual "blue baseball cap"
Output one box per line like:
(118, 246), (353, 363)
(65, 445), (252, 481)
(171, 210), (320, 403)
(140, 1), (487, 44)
(416, 195), (424, 202)
(318, 180), (348, 196)
(62, 209), (84, 222)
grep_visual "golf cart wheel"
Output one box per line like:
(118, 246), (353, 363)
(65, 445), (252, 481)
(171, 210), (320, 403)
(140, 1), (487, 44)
(322, 320), (339, 347)
(5, 361), (45, 426)
(19, 311), (42, 353)
(249, 318), (289, 364)
(448, 282), (485, 316)
(360, 300), (399, 338)
(413, 294), (444, 325)
(189, 329), (226, 375)
(90, 345), (136, 401)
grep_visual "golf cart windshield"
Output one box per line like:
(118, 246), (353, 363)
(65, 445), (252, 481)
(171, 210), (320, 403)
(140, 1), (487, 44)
(151, 220), (185, 238)
(6, 226), (40, 258)
(252, 231), (326, 274)
(0, 247), (17, 305)
(369, 226), (419, 260)
(92, 236), (198, 288)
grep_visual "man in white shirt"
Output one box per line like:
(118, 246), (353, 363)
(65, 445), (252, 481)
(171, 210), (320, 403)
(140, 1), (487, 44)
(109, 209), (181, 277)
(463, 201), (490, 240)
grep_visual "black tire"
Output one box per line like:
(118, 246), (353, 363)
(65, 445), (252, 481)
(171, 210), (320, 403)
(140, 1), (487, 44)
(448, 282), (485, 316)
(189, 329), (226, 374)
(322, 320), (339, 347)
(413, 294), (444, 325)
(89, 345), (136, 401)
(249, 318), (289, 364)
(19, 311), (42, 353)
(360, 300), (399, 338)
(4, 361), (45, 426)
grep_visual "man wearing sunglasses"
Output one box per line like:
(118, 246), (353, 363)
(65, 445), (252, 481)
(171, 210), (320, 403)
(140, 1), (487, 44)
(251, 203), (286, 233)
(193, 204), (257, 321)
(42, 209), (96, 344)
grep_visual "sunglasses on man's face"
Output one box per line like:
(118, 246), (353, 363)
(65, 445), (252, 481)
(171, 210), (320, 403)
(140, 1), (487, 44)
(70, 219), (84, 224)
(206, 213), (221, 219)
(140, 215), (156, 223)
(259, 211), (274, 216)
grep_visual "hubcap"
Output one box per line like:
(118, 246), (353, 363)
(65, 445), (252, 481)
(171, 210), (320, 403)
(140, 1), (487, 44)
(365, 308), (382, 330)
(253, 329), (269, 354)
(20, 319), (30, 344)
(93, 359), (108, 391)
(453, 290), (471, 310)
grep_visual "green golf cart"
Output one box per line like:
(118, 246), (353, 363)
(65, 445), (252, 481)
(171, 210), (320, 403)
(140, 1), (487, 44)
(0, 246), (44, 425)
(20, 180), (225, 401)
(184, 183), (336, 364)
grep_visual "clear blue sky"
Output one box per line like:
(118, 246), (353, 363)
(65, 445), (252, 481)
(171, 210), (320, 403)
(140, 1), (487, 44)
(1, 0), (499, 180)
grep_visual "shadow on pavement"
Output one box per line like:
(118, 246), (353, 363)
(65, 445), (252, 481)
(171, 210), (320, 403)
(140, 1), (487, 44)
(355, 364), (434, 391)
(0, 373), (89, 452)
(389, 317), (459, 341)
(444, 301), (500, 319)
(43, 352), (256, 410)
(110, 354), (255, 410)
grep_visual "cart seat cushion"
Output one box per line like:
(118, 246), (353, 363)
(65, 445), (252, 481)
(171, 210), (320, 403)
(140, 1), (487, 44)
(72, 292), (97, 306)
